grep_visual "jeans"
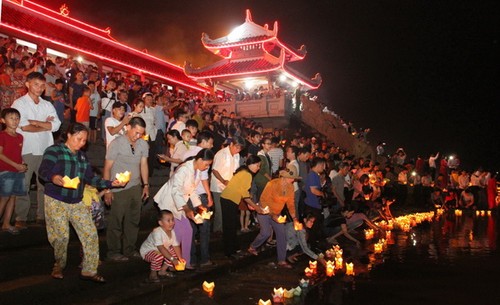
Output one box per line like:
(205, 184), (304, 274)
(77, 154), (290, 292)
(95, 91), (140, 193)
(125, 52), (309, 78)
(190, 193), (211, 264)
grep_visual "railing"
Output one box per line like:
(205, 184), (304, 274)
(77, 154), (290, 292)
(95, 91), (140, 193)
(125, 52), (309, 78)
(300, 99), (375, 159)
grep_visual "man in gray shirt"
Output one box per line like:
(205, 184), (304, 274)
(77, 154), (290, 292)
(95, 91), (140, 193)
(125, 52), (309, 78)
(331, 162), (350, 212)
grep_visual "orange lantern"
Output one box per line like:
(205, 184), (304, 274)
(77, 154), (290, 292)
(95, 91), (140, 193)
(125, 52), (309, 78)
(304, 267), (313, 277)
(309, 260), (317, 270)
(258, 299), (271, 305)
(202, 281), (215, 295)
(294, 222), (303, 231)
(174, 259), (186, 271)
(345, 262), (355, 276)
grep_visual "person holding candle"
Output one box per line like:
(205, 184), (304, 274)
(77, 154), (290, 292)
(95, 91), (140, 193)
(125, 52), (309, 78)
(247, 165), (301, 268)
(220, 155), (265, 259)
(38, 123), (126, 282)
(153, 148), (214, 270)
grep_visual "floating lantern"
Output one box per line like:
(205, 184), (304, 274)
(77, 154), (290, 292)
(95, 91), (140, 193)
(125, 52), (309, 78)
(294, 286), (302, 296)
(481, 210), (485, 216)
(345, 262), (355, 275)
(262, 206), (270, 214)
(115, 171), (131, 183)
(258, 299), (271, 305)
(309, 260), (317, 270)
(374, 243), (383, 254)
(386, 230), (391, 238)
(272, 287), (284, 303)
(476, 210), (480, 216)
(142, 134), (149, 141)
(364, 194), (371, 201)
(364, 229), (374, 240)
(299, 278), (309, 288)
(174, 259), (186, 271)
(325, 249), (334, 258)
(277, 215), (287, 224)
(335, 248), (343, 259)
(62, 176), (80, 189)
(283, 288), (295, 299)
(487, 210), (492, 216)
(326, 261), (335, 277)
(335, 257), (343, 270)
(202, 281), (215, 294)
(294, 222), (303, 231)
(304, 267), (313, 277)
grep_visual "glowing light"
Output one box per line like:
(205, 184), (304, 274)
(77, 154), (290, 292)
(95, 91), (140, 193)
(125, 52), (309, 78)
(291, 81), (299, 87)
(77, 56), (83, 63)
(279, 74), (287, 82)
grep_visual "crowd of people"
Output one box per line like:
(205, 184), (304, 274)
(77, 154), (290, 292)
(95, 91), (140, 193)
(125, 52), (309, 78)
(0, 39), (499, 285)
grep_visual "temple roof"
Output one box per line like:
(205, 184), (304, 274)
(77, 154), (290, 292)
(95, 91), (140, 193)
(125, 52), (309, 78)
(0, 0), (206, 92)
(201, 10), (307, 62)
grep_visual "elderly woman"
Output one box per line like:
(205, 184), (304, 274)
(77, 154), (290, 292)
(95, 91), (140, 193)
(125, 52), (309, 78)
(38, 123), (125, 283)
(247, 166), (301, 268)
(153, 148), (214, 270)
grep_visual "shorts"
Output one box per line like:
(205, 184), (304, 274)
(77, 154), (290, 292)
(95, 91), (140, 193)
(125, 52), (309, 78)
(0, 171), (26, 197)
(89, 116), (98, 130)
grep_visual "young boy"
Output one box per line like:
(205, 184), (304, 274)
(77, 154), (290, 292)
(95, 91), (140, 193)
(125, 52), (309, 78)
(51, 79), (68, 140)
(181, 129), (192, 149)
(87, 81), (100, 143)
(0, 108), (27, 235)
(140, 210), (184, 283)
(74, 86), (93, 128)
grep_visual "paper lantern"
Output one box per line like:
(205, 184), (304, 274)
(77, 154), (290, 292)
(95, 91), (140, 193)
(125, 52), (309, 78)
(299, 278), (309, 288)
(62, 176), (80, 189)
(115, 171), (131, 183)
(261, 206), (270, 214)
(174, 259), (186, 271)
(335, 257), (343, 269)
(294, 222), (303, 231)
(283, 288), (295, 299)
(277, 215), (287, 224)
(487, 210), (492, 216)
(202, 281), (215, 293)
(258, 299), (271, 305)
(481, 210), (485, 216)
(194, 214), (204, 224)
(326, 263), (335, 277)
(386, 230), (392, 238)
(304, 267), (313, 277)
(201, 210), (213, 220)
(272, 287), (284, 303)
(374, 243), (383, 254)
(293, 286), (302, 296)
(142, 134), (149, 141)
(345, 262), (355, 276)
(309, 260), (317, 270)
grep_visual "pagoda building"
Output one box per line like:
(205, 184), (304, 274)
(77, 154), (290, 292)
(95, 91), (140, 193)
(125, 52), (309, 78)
(184, 10), (321, 101)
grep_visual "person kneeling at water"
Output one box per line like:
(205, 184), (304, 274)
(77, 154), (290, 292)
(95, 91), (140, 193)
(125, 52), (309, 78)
(285, 214), (327, 266)
(140, 210), (184, 283)
(324, 205), (362, 247)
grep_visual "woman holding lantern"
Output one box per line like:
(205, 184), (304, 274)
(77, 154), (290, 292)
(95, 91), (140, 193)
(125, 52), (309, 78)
(39, 123), (127, 283)
(247, 165), (301, 268)
(153, 148), (214, 270)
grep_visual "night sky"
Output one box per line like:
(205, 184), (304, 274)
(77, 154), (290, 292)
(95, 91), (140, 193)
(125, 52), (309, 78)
(41, 0), (500, 170)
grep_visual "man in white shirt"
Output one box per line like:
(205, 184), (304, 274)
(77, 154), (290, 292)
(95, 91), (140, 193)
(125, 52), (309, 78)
(210, 136), (245, 233)
(12, 72), (61, 227)
(105, 102), (131, 148)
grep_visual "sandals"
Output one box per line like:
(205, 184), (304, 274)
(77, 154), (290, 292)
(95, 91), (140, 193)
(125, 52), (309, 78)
(80, 273), (106, 283)
(51, 266), (64, 280)
(277, 261), (293, 269)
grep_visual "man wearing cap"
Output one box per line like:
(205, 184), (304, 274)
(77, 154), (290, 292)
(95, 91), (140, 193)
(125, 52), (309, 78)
(247, 165), (301, 268)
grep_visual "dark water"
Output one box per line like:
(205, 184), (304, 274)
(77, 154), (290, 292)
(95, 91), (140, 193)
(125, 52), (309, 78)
(150, 210), (500, 305)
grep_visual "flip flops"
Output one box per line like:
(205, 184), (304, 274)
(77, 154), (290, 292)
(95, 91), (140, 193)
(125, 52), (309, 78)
(80, 273), (106, 283)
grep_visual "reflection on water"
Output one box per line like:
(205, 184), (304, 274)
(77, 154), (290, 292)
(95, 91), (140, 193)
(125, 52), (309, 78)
(151, 210), (499, 305)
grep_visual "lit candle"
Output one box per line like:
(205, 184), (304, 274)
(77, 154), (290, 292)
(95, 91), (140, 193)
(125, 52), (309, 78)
(345, 262), (355, 275)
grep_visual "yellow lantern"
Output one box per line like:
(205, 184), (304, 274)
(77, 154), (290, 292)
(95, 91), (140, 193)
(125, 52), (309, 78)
(481, 210), (485, 216)
(277, 215), (287, 224)
(62, 176), (80, 189)
(304, 267), (313, 277)
(309, 260), (317, 270)
(202, 281), (215, 293)
(115, 171), (131, 183)
(142, 134), (149, 141)
(201, 210), (213, 220)
(335, 257), (343, 270)
(258, 299), (271, 305)
(487, 210), (492, 216)
(283, 288), (295, 299)
(174, 259), (186, 271)
(345, 262), (355, 275)
(294, 222), (303, 231)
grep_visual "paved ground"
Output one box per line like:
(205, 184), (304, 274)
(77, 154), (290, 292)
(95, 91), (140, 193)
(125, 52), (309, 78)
(0, 140), (276, 305)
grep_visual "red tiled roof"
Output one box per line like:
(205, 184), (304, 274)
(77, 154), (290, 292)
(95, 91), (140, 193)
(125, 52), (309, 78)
(0, 1), (205, 91)
(185, 58), (280, 78)
(203, 35), (272, 48)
